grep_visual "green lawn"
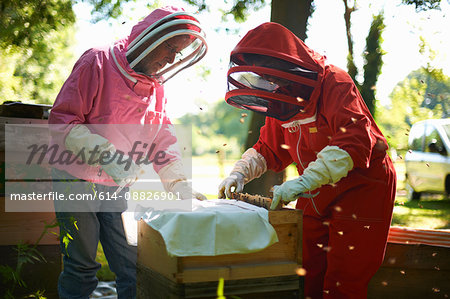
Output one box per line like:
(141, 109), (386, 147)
(96, 158), (450, 281)
(392, 192), (450, 229)
(391, 160), (449, 229)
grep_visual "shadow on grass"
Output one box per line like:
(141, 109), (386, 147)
(392, 194), (450, 229)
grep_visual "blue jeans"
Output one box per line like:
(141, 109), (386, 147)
(53, 169), (136, 299)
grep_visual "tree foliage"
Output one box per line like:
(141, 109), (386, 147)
(182, 0), (268, 22)
(341, 0), (443, 117)
(0, 0), (136, 50)
(0, 26), (76, 104)
(176, 100), (250, 157)
(0, 0), (136, 104)
(0, 0), (75, 50)
(377, 35), (449, 152)
(377, 67), (449, 150)
(401, 0), (443, 11)
(417, 36), (449, 118)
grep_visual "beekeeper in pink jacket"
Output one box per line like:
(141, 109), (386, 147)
(49, 6), (207, 298)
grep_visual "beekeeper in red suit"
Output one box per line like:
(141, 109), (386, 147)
(49, 6), (207, 298)
(219, 22), (396, 299)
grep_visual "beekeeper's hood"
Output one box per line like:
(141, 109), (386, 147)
(126, 6), (207, 83)
(226, 22), (325, 121)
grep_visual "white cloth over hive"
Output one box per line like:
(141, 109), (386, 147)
(136, 199), (279, 256)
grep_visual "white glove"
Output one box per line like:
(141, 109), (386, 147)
(101, 153), (143, 186)
(172, 180), (207, 200)
(270, 145), (353, 210)
(158, 160), (206, 200)
(218, 148), (267, 199)
(65, 125), (143, 186)
(218, 172), (245, 199)
(270, 178), (312, 210)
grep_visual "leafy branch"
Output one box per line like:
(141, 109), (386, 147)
(0, 218), (77, 299)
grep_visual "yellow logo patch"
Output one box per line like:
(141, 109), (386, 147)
(309, 127), (318, 133)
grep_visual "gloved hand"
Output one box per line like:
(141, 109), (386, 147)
(270, 177), (310, 210)
(65, 124), (143, 186)
(217, 148), (267, 199)
(269, 145), (354, 210)
(158, 160), (206, 200)
(218, 172), (245, 199)
(101, 153), (143, 186)
(172, 180), (207, 200)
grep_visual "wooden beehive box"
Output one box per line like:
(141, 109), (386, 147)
(368, 229), (450, 298)
(0, 104), (60, 298)
(137, 208), (303, 299)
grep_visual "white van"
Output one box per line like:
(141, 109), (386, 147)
(404, 118), (450, 200)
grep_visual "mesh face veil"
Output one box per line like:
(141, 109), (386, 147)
(226, 53), (319, 121)
(126, 12), (207, 83)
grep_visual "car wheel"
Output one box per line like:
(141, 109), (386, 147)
(445, 175), (450, 200)
(405, 182), (421, 201)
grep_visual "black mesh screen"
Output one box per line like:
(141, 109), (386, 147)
(226, 94), (302, 121)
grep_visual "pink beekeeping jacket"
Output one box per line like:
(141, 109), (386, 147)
(49, 6), (186, 186)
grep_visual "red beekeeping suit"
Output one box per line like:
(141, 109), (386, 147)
(226, 22), (397, 298)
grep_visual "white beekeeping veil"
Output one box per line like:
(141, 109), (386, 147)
(126, 12), (207, 83)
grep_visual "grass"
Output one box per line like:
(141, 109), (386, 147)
(392, 193), (450, 229)
(95, 158), (450, 281)
(391, 160), (450, 229)
(96, 242), (116, 281)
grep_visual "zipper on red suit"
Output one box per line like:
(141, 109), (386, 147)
(282, 114), (322, 216)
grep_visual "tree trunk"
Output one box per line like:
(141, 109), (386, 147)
(243, 112), (285, 196)
(270, 0), (314, 40)
(341, 1), (384, 117)
(342, 0), (358, 83)
(361, 13), (385, 117)
(243, 0), (313, 197)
